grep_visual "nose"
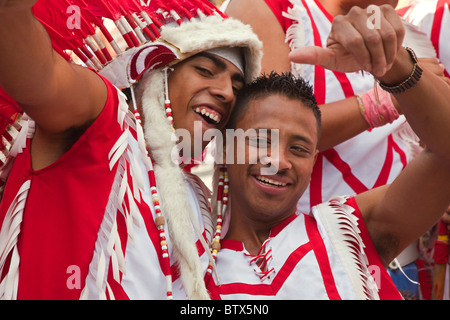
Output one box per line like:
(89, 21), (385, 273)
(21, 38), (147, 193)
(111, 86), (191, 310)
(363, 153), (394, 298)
(261, 145), (292, 174)
(209, 74), (235, 104)
(275, 148), (292, 173)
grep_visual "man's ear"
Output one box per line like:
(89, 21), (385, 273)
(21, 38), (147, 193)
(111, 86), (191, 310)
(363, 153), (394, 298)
(220, 129), (235, 166)
(313, 148), (319, 166)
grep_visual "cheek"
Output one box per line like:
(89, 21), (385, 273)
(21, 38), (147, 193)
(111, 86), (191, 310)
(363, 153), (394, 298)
(293, 160), (315, 185)
(168, 74), (191, 119)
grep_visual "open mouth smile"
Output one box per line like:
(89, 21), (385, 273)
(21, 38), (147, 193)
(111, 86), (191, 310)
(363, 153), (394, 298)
(255, 175), (287, 187)
(194, 106), (223, 125)
(252, 174), (293, 196)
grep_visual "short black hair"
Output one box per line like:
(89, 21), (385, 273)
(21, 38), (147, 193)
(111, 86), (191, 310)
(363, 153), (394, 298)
(227, 72), (321, 139)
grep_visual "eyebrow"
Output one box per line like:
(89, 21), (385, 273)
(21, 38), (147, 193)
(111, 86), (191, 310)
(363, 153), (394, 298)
(254, 128), (314, 145)
(291, 134), (314, 145)
(195, 52), (245, 84)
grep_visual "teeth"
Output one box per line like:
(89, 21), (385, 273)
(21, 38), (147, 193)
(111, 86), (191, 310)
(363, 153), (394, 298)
(194, 107), (221, 124)
(256, 176), (287, 187)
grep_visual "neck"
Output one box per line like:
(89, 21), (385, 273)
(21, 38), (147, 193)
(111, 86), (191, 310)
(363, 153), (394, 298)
(225, 213), (270, 255)
(225, 201), (296, 255)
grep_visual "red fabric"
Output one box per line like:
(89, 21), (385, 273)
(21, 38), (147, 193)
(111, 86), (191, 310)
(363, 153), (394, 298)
(416, 258), (433, 300)
(434, 220), (450, 264)
(264, 0), (291, 31)
(0, 75), (121, 299)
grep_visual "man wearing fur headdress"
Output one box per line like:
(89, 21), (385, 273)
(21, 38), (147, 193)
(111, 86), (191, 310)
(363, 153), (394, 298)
(0, 0), (262, 299)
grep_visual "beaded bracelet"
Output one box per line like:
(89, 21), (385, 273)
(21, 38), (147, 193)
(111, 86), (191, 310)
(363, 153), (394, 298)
(378, 47), (423, 94)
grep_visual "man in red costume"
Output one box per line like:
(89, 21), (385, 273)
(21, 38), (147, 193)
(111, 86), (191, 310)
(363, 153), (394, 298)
(0, 0), (262, 299)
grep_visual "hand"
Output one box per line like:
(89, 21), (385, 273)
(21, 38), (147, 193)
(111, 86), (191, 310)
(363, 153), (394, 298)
(289, 5), (404, 78)
(418, 58), (450, 86)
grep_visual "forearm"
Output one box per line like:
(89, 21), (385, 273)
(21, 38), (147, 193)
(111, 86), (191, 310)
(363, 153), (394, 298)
(0, 6), (58, 106)
(317, 97), (369, 151)
(226, 0), (291, 74)
(0, 4), (107, 133)
(0, 7), (55, 102)
(378, 48), (450, 160)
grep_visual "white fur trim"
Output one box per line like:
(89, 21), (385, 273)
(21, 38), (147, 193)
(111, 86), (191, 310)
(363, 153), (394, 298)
(283, 1), (310, 77)
(160, 15), (262, 83)
(393, 121), (423, 162)
(138, 69), (210, 299)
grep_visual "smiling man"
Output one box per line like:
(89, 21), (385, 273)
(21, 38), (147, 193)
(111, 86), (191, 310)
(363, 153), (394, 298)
(168, 50), (246, 149)
(205, 5), (450, 299)
(0, 0), (262, 300)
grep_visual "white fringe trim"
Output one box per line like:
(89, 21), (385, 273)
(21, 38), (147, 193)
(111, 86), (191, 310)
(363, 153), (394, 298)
(283, 0), (308, 77)
(282, 0), (321, 82)
(0, 113), (35, 300)
(0, 179), (31, 300)
(80, 89), (139, 300)
(313, 196), (380, 300)
(392, 120), (422, 162)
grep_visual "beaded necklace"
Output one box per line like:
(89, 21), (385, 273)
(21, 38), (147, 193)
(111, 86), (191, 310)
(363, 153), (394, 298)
(130, 69), (175, 299)
(207, 165), (229, 275)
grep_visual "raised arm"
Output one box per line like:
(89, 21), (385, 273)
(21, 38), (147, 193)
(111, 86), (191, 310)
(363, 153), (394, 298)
(226, 0), (399, 151)
(290, 5), (450, 266)
(0, 1), (107, 135)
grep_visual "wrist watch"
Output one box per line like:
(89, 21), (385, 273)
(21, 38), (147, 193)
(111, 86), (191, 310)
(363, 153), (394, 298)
(377, 47), (423, 94)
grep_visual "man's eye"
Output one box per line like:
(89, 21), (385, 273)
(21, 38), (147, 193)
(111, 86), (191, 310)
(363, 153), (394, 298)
(232, 85), (242, 95)
(291, 146), (309, 155)
(196, 66), (213, 76)
(248, 137), (270, 147)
